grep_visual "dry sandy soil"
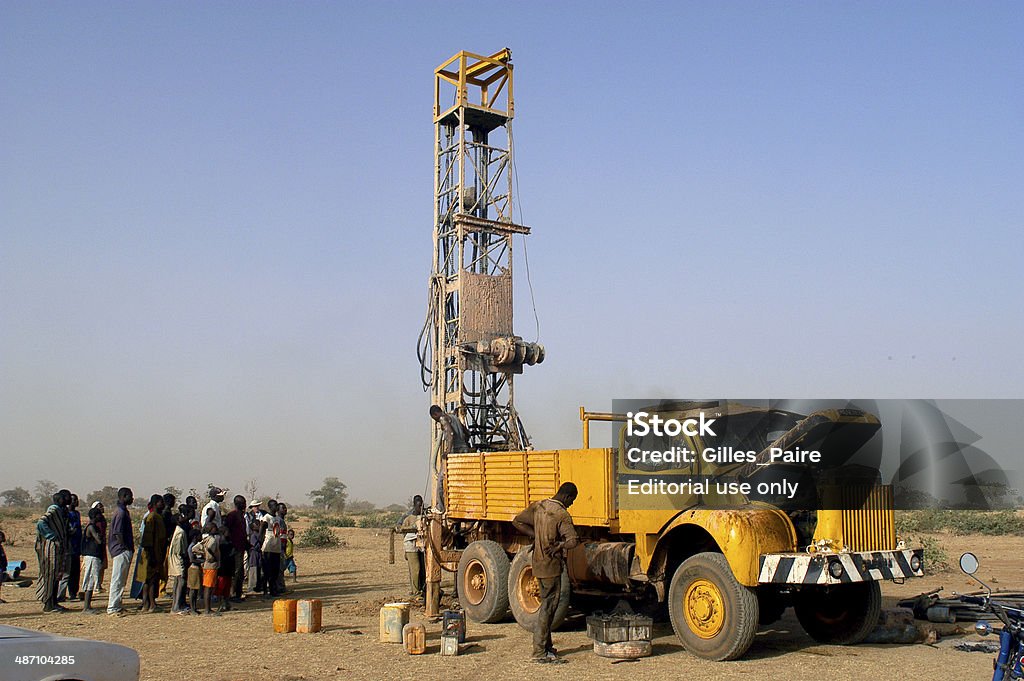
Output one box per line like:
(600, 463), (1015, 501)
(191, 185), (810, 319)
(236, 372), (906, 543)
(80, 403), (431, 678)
(0, 515), (1018, 681)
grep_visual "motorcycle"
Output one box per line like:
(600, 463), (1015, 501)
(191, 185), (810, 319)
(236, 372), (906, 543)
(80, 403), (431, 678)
(959, 552), (1024, 680)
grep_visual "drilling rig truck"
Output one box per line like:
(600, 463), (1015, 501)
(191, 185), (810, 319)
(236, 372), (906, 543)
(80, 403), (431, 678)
(417, 49), (924, 661)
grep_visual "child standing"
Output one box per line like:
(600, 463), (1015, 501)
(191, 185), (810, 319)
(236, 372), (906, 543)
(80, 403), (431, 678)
(79, 510), (104, 614)
(283, 529), (297, 582)
(89, 502), (107, 594)
(215, 525), (233, 612)
(167, 505), (190, 614)
(186, 526), (203, 614)
(196, 523), (220, 616)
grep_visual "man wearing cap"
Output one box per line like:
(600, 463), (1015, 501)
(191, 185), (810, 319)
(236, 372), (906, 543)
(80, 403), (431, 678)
(202, 487), (226, 530)
(245, 499), (263, 593)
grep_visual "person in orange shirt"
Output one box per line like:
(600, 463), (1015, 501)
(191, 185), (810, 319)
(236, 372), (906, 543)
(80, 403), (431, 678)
(193, 523), (220, 616)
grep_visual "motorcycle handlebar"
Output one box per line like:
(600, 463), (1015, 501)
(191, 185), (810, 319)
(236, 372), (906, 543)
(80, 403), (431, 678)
(959, 595), (1024, 628)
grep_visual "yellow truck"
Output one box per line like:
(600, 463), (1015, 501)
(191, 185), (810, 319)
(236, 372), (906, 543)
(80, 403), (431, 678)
(433, 401), (924, 660)
(417, 49), (922, 660)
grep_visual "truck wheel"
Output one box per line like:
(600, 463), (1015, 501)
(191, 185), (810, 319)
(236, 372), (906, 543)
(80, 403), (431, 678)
(794, 581), (881, 645)
(457, 540), (511, 623)
(508, 547), (570, 632)
(667, 552), (759, 661)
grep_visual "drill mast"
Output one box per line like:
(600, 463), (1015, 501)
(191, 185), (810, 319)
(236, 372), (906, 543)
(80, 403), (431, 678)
(424, 49), (543, 454)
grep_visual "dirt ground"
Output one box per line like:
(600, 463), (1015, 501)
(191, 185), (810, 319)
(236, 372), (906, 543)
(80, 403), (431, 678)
(0, 516), (1017, 681)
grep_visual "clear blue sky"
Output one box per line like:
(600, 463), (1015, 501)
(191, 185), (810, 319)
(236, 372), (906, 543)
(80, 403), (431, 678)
(2, 2), (1021, 505)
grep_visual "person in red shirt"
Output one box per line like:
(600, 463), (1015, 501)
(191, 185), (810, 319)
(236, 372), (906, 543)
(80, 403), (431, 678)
(223, 495), (249, 601)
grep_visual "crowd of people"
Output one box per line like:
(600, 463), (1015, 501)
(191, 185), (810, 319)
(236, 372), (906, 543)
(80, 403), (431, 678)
(29, 486), (297, 616)
(10, 478), (581, 663)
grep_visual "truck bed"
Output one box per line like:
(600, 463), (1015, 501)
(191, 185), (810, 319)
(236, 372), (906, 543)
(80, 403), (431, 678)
(445, 448), (616, 527)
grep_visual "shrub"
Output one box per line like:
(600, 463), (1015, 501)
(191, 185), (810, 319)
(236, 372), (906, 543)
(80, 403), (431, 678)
(0, 508), (33, 521)
(896, 510), (1024, 536)
(347, 499), (377, 514)
(948, 510), (1024, 535)
(357, 511), (403, 529)
(920, 536), (950, 572)
(318, 515), (356, 528)
(300, 524), (339, 548)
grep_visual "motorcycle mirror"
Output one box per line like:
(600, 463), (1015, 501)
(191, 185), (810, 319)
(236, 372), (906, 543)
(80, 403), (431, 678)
(960, 552), (980, 575)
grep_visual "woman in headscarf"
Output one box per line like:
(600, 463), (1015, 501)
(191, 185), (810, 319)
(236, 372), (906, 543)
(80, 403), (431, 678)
(35, 490), (70, 612)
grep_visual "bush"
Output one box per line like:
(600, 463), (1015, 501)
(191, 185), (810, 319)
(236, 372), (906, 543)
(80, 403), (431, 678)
(300, 524), (339, 548)
(0, 508), (33, 521)
(317, 515), (356, 528)
(896, 509), (1024, 536)
(920, 536), (950, 572)
(357, 511), (403, 529)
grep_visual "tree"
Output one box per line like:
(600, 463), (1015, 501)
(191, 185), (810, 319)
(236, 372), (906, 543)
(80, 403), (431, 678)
(34, 479), (58, 506)
(164, 486), (182, 500)
(244, 479), (259, 502)
(86, 486), (120, 508)
(1, 487), (32, 507)
(308, 477), (347, 512)
(347, 499), (376, 514)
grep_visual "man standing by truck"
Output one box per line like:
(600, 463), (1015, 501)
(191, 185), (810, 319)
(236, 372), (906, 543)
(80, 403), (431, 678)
(512, 482), (580, 663)
(395, 495), (425, 599)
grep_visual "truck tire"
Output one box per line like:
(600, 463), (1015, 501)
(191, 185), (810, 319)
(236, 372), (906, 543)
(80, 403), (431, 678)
(457, 540), (511, 623)
(794, 581), (881, 645)
(667, 552), (759, 661)
(508, 547), (571, 632)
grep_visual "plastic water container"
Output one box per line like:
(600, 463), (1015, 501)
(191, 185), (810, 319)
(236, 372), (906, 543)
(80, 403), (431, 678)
(297, 599), (322, 633)
(440, 634), (459, 656)
(403, 623), (426, 654)
(379, 602), (410, 643)
(273, 599), (297, 633)
(442, 610), (466, 643)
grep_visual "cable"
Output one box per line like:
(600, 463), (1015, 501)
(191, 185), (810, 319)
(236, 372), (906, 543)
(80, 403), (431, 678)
(508, 125), (541, 343)
(416, 278), (437, 390)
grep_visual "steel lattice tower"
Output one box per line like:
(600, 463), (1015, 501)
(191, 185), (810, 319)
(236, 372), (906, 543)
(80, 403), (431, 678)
(425, 49), (543, 453)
